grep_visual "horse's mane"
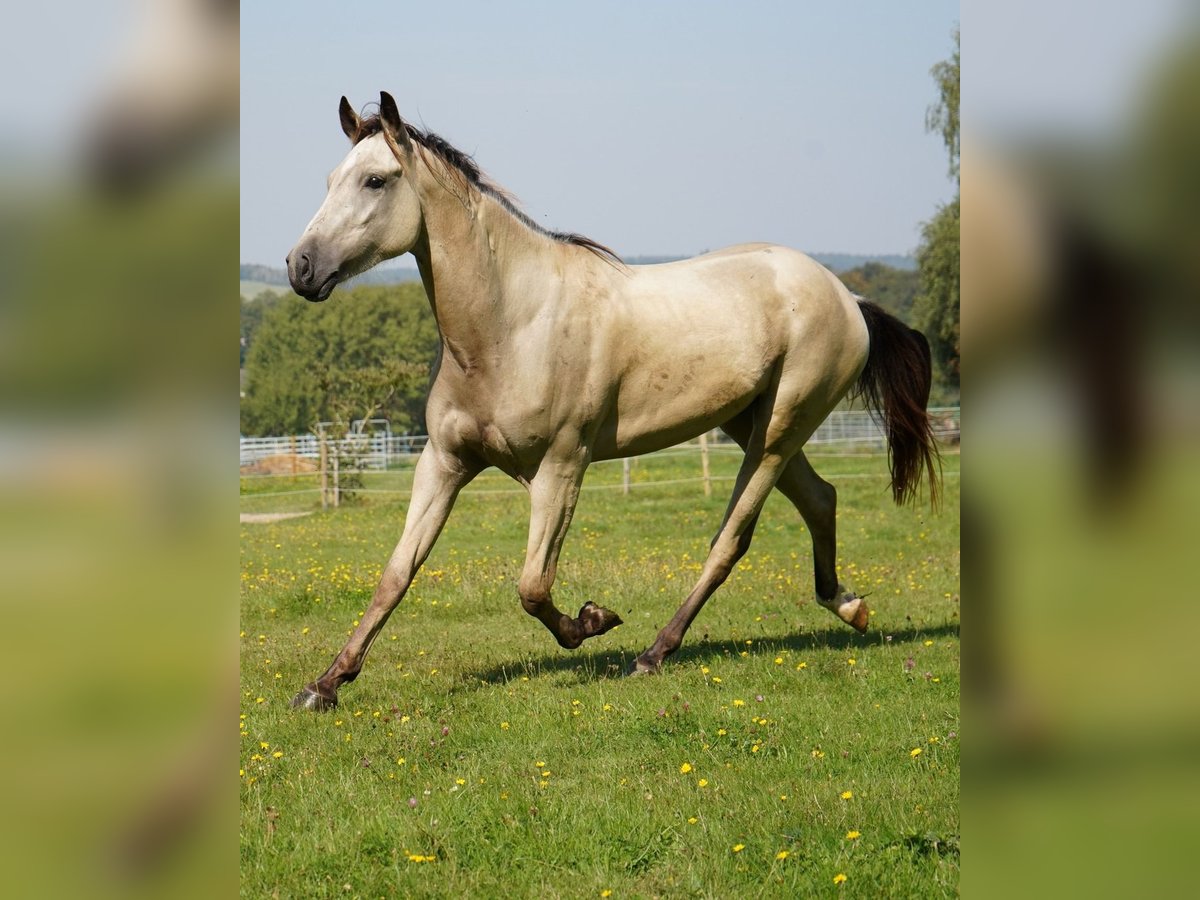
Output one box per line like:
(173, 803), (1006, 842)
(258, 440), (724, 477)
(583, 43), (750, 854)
(350, 114), (621, 265)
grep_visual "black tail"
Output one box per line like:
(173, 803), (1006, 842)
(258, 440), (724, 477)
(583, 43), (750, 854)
(854, 300), (942, 507)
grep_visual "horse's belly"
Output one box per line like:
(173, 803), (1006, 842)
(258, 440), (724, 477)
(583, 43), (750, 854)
(593, 361), (767, 459)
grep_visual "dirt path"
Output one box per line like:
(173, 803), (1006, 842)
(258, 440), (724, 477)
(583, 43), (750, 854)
(239, 512), (313, 524)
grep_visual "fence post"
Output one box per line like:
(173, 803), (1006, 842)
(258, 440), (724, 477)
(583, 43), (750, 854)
(319, 434), (329, 510)
(699, 431), (712, 497)
(332, 446), (340, 508)
(622, 457), (631, 495)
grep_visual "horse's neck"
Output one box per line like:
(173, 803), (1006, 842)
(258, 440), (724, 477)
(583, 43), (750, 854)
(412, 189), (565, 370)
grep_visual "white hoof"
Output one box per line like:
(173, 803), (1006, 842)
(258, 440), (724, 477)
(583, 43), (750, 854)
(818, 585), (870, 633)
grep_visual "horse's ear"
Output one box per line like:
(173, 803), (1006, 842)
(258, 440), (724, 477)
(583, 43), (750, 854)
(379, 91), (412, 152)
(338, 96), (360, 142)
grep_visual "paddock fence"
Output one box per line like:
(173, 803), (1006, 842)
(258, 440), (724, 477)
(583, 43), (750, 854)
(239, 407), (959, 510)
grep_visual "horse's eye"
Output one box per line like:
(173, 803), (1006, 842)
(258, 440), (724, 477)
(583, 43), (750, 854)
(364, 175), (385, 190)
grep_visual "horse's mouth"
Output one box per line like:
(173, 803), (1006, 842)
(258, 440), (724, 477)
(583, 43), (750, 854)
(302, 272), (339, 303)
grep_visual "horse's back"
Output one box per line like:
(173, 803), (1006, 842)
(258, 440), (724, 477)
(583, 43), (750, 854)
(589, 244), (867, 457)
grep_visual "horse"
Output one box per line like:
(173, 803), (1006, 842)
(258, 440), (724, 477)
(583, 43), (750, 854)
(286, 92), (940, 711)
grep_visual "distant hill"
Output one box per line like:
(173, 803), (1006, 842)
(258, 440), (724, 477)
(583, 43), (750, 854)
(240, 263), (422, 299)
(241, 251), (914, 298)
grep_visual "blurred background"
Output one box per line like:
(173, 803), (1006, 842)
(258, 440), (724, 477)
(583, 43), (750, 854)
(965, 1), (1200, 895)
(0, 0), (237, 897)
(1, 0), (1198, 896)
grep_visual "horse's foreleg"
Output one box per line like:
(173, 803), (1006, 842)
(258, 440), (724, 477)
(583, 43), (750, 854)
(291, 446), (477, 711)
(774, 452), (869, 632)
(631, 443), (785, 674)
(519, 459), (622, 649)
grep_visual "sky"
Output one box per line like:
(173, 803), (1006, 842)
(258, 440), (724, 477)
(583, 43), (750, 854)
(240, 1), (959, 266)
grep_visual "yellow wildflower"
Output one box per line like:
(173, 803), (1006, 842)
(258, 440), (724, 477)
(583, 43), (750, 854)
(833, 873), (847, 885)
(732, 844), (745, 853)
(846, 830), (861, 840)
(910, 747), (923, 758)
(776, 850), (789, 860)
(680, 762), (693, 774)
(841, 790), (853, 799)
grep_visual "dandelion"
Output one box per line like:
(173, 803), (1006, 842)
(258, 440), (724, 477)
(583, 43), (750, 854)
(717, 728), (727, 737)
(846, 830), (861, 840)
(407, 854), (436, 863)
(680, 762), (693, 774)
(776, 850), (790, 860)
(698, 778), (709, 788)
(910, 747), (923, 758)
(687, 816), (698, 824)
(733, 699), (746, 707)
(774, 657), (783, 665)
(923, 640), (934, 646)
(796, 661), (807, 670)
(601, 891), (612, 898)
(272, 751), (283, 759)
(833, 873), (847, 885)
(847, 658), (857, 666)
(841, 790), (853, 799)
(456, 778), (466, 786)
(732, 843), (745, 853)
(501, 722), (510, 730)
(711, 676), (723, 683)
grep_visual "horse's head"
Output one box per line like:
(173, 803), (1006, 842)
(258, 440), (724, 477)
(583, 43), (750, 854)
(287, 92), (422, 302)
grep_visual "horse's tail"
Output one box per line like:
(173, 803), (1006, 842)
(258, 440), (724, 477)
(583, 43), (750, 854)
(853, 299), (942, 508)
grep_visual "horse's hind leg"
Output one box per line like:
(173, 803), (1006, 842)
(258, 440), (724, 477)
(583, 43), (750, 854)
(631, 414), (787, 674)
(775, 452), (869, 632)
(721, 415), (867, 632)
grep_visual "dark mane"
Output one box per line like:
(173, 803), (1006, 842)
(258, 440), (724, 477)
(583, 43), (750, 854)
(351, 114), (621, 264)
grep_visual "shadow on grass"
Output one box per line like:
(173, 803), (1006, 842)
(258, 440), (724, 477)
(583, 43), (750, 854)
(456, 621), (960, 689)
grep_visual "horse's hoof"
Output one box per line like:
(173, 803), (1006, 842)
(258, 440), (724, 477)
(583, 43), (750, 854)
(627, 655), (661, 676)
(291, 685), (337, 711)
(819, 590), (870, 634)
(578, 602), (623, 638)
(848, 599), (870, 633)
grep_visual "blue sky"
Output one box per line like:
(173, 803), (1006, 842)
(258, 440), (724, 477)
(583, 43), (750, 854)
(241, 1), (960, 266)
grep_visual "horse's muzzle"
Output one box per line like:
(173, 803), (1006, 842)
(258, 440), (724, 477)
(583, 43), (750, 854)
(286, 249), (338, 302)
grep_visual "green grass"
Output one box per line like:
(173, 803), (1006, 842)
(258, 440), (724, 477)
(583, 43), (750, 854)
(241, 280), (288, 299)
(241, 449), (959, 897)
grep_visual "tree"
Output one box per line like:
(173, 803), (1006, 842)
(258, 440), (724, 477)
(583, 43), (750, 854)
(915, 196), (960, 392)
(914, 27), (960, 397)
(926, 26), (960, 181)
(839, 261), (920, 323)
(239, 283), (439, 435)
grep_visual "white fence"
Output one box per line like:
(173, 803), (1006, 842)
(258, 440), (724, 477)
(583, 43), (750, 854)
(240, 407), (959, 470)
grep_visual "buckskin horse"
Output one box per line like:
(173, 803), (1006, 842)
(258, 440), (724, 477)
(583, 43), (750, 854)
(287, 92), (939, 710)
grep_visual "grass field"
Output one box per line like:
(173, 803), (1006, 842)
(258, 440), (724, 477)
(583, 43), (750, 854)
(240, 447), (959, 897)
